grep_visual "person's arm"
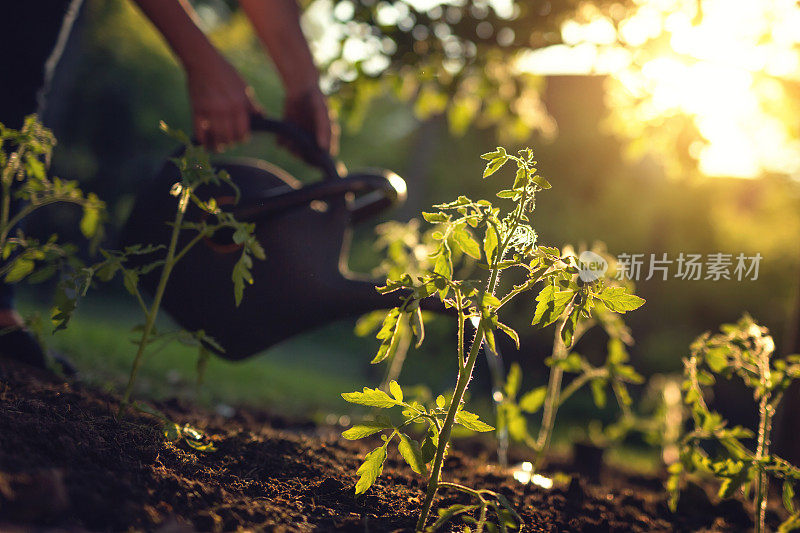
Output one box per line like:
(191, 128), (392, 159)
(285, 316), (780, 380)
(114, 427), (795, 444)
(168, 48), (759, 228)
(238, 0), (337, 154)
(131, 0), (258, 150)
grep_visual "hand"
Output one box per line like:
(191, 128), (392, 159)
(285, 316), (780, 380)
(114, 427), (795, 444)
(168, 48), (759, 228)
(185, 51), (261, 152)
(282, 86), (339, 158)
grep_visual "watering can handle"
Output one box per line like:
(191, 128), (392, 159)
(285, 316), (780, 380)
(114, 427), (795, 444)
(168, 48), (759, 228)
(249, 113), (341, 180)
(231, 171), (406, 223)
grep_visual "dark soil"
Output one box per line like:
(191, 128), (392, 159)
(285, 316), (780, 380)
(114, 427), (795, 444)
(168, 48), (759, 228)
(0, 359), (767, 532)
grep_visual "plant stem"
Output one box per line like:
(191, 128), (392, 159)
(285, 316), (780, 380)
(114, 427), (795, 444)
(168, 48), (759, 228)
(754, 394), (775, 533)
(532, 315), (594, 467)
(1, 180), (11, 250)
(119, 190), (189, 414)
(533, 318), (568, 468)
(557, 368), (607, 407)
(416, 319), (485, 531)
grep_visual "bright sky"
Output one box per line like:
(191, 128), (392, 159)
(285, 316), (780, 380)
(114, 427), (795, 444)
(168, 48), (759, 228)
(518, 0), (800, 178)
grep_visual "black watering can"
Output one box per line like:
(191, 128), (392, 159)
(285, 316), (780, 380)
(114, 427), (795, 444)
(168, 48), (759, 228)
(121, 115), (436, 360)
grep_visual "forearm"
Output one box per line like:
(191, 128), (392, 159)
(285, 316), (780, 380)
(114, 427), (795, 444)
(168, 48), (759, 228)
(130, 0), (216, 71)
(238, 0), (320, 93)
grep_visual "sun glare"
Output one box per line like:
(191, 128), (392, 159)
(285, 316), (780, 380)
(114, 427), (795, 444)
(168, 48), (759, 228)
(519, 0), (800, 179)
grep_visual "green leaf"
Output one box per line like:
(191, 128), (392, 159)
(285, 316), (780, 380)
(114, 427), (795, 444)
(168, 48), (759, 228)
(421, 434), (437, 464)
(389, 380), (403, 403)
(455, 409), (494, 432)
(595, 287), (645, 313)
(551, 352), (584, 372)
(436, 395), (446, 409)
(496, 493), (523, 526)
(232, 253), (254, 306)
(370, 329), (400, 365)
(504, 363), (522, 398)
(4, 258), (34, 283)
(480, 147), (507, 160)
(590, 379), (607, 408)
(530, 173), (551, 190)
(532, 285), (573, 327)
(354, 310), (385, 337)
(483, 155), (509, 178)
(372, 309), (402, 364)
(607, 338), (629, 365)
(163, 422), (181, 441)
(398, 433), (427, 475)
(342, 422), (391, 440)
(513, 166), (528, 189)
(342, 387), (400, 408)
(483, 225), (498, 264)
(484, 326), (497, 353)
(376, 308), (401, 340)
(496, 189), (518, 199)
(431, 504), (480, 531)
(453, 227), (481, 259)
(25, 154), (45, 179)
(519, 386), (547, 413)
(505, 405), (530, 442)
(184, 437), (218, 453)
(561, 309), (579, 347)
(410, 305), (425, 348)
(705, 347), (729, 373)
(434, 252), (452, 280)
(422, 212), (448, 223)
(80, 201), (101, 238)
(482, 293), (502, 309)
(355, 445), (387, 495)
(122, 271), (139, 297)
(785, 481), (797, 515)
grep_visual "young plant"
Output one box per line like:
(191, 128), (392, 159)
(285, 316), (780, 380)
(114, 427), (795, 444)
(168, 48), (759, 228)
(494, 247), (646, 467)
(669, 315), (800, 533)
(342, 147), (645, 531)
(135, 401), (217, 452)
(355, 219), (441, 388)
(0, 115), (104, 309)
(53, 122), (263, 414)
(113, 123), (263, 411)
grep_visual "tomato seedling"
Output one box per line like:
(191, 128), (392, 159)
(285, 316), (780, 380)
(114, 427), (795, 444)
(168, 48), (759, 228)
(669, 315), (800, 533)
(0, 116), (104, 318)
(343, 147), (645, 531)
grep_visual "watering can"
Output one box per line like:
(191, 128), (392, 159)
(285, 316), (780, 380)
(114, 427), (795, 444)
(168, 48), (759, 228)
(121, 114), (439, 360)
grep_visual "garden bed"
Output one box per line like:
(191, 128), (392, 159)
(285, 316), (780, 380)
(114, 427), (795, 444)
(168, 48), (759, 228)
(0, 359), (763, 532)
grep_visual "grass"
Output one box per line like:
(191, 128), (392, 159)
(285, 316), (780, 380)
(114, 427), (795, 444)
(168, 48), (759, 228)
(19, 286), (375, 415)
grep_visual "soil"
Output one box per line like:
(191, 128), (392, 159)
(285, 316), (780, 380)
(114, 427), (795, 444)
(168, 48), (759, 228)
(0, 359), (773, 532)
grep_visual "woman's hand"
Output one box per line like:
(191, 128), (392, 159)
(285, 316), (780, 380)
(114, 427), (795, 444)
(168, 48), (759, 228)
(185, 52), (261, 152)
(282, 85), (339, 157)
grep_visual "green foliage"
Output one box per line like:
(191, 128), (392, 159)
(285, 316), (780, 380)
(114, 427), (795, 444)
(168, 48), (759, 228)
(496, 294), (646, 454)
(0, 116), (106, 341)
(669, 315), (800, 533)
(45, 121), (265, 413)
(315, 1), (635, 140)
(342, 379), (493, 495)
(343, 146), (644, 531)
(355, 218), (446, 388)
